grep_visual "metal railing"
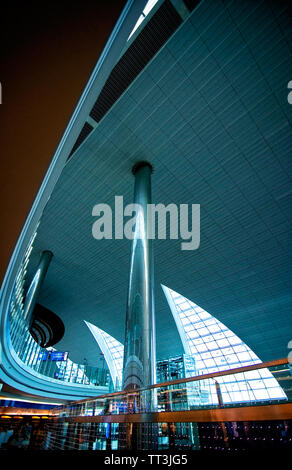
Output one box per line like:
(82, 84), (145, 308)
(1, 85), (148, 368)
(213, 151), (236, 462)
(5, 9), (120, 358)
(42, 358), (292, 451)
(51, 358), (292, 418)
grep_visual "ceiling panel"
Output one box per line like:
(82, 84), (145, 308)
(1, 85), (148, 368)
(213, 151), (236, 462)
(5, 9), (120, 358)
(26, 0), (292, 366)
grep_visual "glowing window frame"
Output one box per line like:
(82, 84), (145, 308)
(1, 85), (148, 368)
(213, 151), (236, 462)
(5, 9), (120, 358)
(85, 321), (124, 390)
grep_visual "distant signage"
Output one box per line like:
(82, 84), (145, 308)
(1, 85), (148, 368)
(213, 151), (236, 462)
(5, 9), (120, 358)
(39, 351), (68, 362)
(50, 351), (68, 362)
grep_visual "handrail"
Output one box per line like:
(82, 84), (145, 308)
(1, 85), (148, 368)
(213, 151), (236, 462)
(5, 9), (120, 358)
(50, 403), (292, 423)
(67, 357), (289, 405)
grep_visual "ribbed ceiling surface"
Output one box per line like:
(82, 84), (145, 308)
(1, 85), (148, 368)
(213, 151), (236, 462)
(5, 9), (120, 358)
(27, 0), (292, 366)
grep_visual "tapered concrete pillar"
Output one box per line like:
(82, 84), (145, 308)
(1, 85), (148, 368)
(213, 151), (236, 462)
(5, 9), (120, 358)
(123, 161), (156, 397)
(23, 250), (53, 327)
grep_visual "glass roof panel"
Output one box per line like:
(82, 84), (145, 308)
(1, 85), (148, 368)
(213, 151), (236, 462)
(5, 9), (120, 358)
(162, 285), (287, 404)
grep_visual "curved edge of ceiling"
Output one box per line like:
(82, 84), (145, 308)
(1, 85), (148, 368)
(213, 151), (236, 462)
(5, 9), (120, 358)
(0, 0), (147, 401)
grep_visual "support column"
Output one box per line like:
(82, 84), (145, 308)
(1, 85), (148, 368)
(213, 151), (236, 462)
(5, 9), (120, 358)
(23, 250), (53, 327)
(122, 161), (156, 398)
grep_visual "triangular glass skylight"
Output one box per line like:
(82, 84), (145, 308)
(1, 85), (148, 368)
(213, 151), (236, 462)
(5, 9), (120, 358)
(162, 285), (286, 404)
(84, 288), (286, 405)
(85, 321), (124, 390)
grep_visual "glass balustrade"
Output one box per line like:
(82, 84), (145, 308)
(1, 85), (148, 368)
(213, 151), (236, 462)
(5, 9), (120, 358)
(51, 359), (291, 418)
(9, 308), (110, 387)
(44, 359), (292, 451)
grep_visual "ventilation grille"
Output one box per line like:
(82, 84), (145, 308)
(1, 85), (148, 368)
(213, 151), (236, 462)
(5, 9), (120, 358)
(67, 0), (183, 160)
(89, 0), (182, 123)
(67, 122), (94, 160)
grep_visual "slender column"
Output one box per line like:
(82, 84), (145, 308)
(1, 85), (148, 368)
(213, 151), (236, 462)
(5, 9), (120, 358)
(122, 161), (156, 396)
(214, 379), (224, 408)
(23, 250), (53, 328)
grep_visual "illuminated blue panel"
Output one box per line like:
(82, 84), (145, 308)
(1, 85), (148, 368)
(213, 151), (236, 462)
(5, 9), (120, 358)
(162, 285), (287, 404)
(85, 321), (124, 390)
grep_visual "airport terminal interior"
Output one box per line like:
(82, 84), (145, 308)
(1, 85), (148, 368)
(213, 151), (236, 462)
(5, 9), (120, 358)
(0, 0), (292, 453)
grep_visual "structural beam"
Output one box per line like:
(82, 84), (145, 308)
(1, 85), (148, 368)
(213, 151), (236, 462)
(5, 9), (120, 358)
(23, 250), (53, 327)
